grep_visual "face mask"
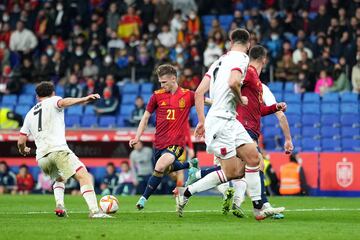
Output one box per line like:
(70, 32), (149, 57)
(57, 4), (63, 11)
(2, 15), (9, 22)
(208, 42), (215, 48)
(149, 25), (156, 32)
(175, 47), (183, 53)
(46, 48), (54, 56)
(0, 42), (5, 48)
(89, 51), (97, 59)
(271, 34), (279, 40)
(104, 56), (112, 64)
(177, 57), (184, 65)
(189, 13), (196, 20)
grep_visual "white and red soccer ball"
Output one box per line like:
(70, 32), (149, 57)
(99, 195), (119, 214)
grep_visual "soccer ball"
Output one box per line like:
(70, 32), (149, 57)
(99, 195), (119, 214)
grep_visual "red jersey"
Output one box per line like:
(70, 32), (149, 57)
(16, 173), (34, 191)
(146, 87), (195, 149)
(236, 65), (277, 138)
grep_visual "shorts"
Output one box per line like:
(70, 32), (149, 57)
(205, 116), (253, 159)
(153, 145), (184, 166)
(38, 150), (85, 181)
(246, 129), (261, 152)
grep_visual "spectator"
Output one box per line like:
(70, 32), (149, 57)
(136, 45), (154, 81)
(106, 2), (121, 32)
(100, 162), (119, 196)
(117, 161), (137, 196)
(314, 48), (334, 74)
(292, 40), (313, 64)
(275, 53), (298, 82)
(82, 78), (99, 98)
(99, 55), (120, 79)
(208, 19), (226, 40)
(0, 107), (23, 129)
(157, 24), (176, 48)
(19, 57), (35, 83)
(65, 177), (80, 195)
(9, 21), (38, 57)
(352, 54), (360, 93)
(170, 10), (183, 39)
(203, 37), (223, 67)
(279, 152), (309, 195)
(261, 150), (280, 196)
(53, 2), (71, 39)
(94, 87), (119, 115)
(64, 74), (82, 98)
(14, 164), (34, 195)
(179, 67), (200, 91)
(107, 31), (125, 54)
(129, 141), (153, 194)
(0, 65), (22, 95)
(311, 4), (330, 34)
(82, 58), (99, 78)
(154, 0), (173, 28)
(117, 6), (142, 43)
(138, 0), (155, 33)
(186, 10), (200, 36)
(326, 64), (350, 93)
(315, 70), (333, 95)
(129, 96), (146, 127)
(172, 0), (197, 18)
(33, 54), (55, 82)
(68, 45), (88, 68)
(35, 171), (53, 194)
(103, 74), (120, 99)
(0, 161), (16, 194)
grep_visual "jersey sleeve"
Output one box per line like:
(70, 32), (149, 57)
(146, 94), (157, 113)
(262, 84), (277, 106)
(204, 60), (219, 81)
(229, 53), (249, 80)
(19, 113), (31, 136)
(189, 91), (195, 106)
(51, 96), (63, 110)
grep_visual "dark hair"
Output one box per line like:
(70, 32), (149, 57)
(19, 164), (28, 170)
(35, 81), (55, 97)
(290, 154), (297, 163)
(249, 45), (267, 61)
(107, 162), (115, 168)
(229, 28), (250, 45)
(156, 64), (177, 77)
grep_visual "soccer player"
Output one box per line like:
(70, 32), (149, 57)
(176, 29), (282, 220)
(17, 81), (111, 218)
(129, 64), (207, 210)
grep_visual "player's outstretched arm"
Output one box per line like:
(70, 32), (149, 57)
(194, 75), (210, 137)
(275, 111), (293, 154)
(129, 111), (151, 148)
(17, 135), (31, 156)
(228, 70), (247, 105)
(57, 94), (101, 108)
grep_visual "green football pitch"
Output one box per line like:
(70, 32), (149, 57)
(0, 195), (359, 240)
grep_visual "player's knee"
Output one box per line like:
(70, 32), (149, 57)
(246, 150), (260, 167)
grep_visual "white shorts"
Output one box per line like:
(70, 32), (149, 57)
(205, 116), (254, 159)
(37, 150), (85, 181)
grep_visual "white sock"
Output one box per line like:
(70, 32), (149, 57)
(53, 182), (65, 207)
(188, 170), (227, 195)
(80, 185), (99, 213)
(232, 178), (247, 206)
(245, 165), (261, 202)
(216, 182), (230, 199)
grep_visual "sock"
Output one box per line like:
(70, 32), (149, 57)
(53, 182), (65, 207)
(170, 161), (190, 172)
(260, 171), (269, 204)
(142, 171), (163, 199)
(80, 184), (99, 214)
(216, 182), (230, 199)
(188, 170), (227, 195)
(245, 165), (263, 209)
(201, 166), (221, 178)
(232, 178), (247, 206)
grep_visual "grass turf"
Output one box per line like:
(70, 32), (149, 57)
(0, 195), (359, 240)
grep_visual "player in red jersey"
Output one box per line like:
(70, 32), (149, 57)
(129, 64), (205, 210)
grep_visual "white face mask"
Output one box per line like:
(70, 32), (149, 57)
(208, 42), (215, 48)
(175, 47), (183, 53)
(271, 34), (279, 40)
(104, 56), (112, 64)
(57, 4), (63, 11)
(46, 48), (54, 56)
(0, 42), (5, 49)
(75, 50), (83, 56)
(2, 15), (9, 22)
(189, 13), (196, 20)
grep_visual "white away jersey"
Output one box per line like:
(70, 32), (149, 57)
(262, 83), (277, 106)
(20, 96), (71, 160)
(206, 51), (249, 119)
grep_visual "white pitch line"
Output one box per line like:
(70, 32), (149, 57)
(0, 208), (359, 215)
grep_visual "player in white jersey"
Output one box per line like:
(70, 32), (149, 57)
(17, 81), (111, 218)
(176, 29), (279, 220)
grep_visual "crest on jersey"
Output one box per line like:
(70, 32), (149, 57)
(179, 98), (185, 109)
(161, 101), (167, 106)
(336, 158), (353, 188)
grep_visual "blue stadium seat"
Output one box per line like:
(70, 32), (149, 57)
(263, 127), (282, 138)
(122, 94), (138, 105)
(340, 92), (358, 103)
(302, 114), (320, 127)
(284, 82), (294, 92)
(263, 115), (278, 127)
(303, 93), (320, 103)
(1, 94), (17, 105)
(303, 103), (320, 114)
(286, 103), (301, 115)
(263, 137), (277, 150)
(341, 103), (359, 114)
(308, 12), (318, 20)
(342, 127), (360, 139)
(122, 83), (139, 94)
(342, 138), (360, 152)
(321, 138), (341, 152)
(302, 138), (321, 151)
(117, 116), (126, 127)
(302, 126), (320, 138)
(273, 92), (283, 102)
(15, 105), (31, 117)
(321, 114), (340, 127)
(321, 126), (340, 138)
(290, 126), (301, 138)
(84, 105), (96, 115)
(65, 115), (80, 127)
(283, 93), (301, 103)
(321, 103), (339, 114)
(120, 105), (135, 118)
(140, 83), (154, 94)
(292, 138), (302, 151)
(268, 82), (283, 93)
(67, 105), (83, 116)
(22, 84), (36, 95)
(340, 114), (360, 127)
(219, 15), (234, 30)
(81, 115), (97, 127)
(0, 104), (14, 111)
(99, 116), (116, 128)
(141, 94), (152, 104)
(18, 94), (35, 105)
(322, 93), (339, 103)
(55, 85), (64, 97)
(286, 114), (301, 127)
(201, 15), (217, 25)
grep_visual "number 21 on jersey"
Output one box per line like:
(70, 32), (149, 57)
(166, 109), (175, 120)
